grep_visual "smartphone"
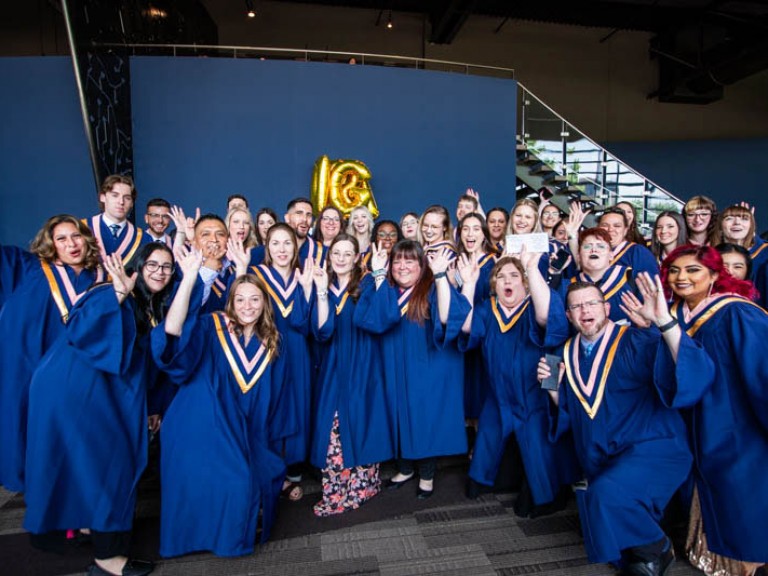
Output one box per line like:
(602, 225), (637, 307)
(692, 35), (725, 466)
(540, 353), (562, 391)
(550, 248), (570, 272)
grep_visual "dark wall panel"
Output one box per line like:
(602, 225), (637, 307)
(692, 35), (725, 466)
(0, 57), (94, 246)
(130, 56), (519, 221)
(606, 138), (768, 231)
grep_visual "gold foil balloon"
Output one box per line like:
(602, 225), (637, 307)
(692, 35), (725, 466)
(311, 155), (379, 218)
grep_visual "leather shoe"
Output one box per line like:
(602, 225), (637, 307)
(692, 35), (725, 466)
(416, 487), (434, 500)
(620, 546), (674, 576)
(386, 474), (414, 490)
(88, 559), (155, 576)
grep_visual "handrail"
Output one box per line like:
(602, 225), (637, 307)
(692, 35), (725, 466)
(92, 42), (516, 77)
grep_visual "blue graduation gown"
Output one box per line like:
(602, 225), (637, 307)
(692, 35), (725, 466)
(24, 286), (152, 533)
(249, 264), (311, 464)
(562, 265), (637, 324)
(298, 237), (325, 268)
(551, 325), (692, 563)
(354, 280), (470, 459)
(152, 311), (289, 557)
(749, 238), (768, 309)
(463, 253), (496, 419)
(0, 251), (102, 492)
(85, 214), (150, 265)
(462, 293), (579, 504)
(310, 276), (395, 469)
(610, 240), (659, 279)
(654, 296), (768, 562)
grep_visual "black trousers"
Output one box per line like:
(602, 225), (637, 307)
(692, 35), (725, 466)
(91, 530), (131, 559)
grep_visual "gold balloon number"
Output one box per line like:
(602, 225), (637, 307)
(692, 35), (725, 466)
(311, 155), (379, 218)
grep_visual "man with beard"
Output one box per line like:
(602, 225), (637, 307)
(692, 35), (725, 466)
(537, 281), (691, 576)
(191, 214), (231, 312)
(284, 197), (321, 267)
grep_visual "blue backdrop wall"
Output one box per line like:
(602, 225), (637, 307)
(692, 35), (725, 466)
(606, 138), (768, 231)
(0, 57), (94, 246)
(129, 56), (519, 223)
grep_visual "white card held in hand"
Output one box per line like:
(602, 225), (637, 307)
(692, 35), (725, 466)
(505, 232), (549, 255)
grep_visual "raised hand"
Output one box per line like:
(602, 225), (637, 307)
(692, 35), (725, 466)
(370, 241), (389, 272)
(312, 264), (329, 293)
(517, 243), (544, 273)
(104, 254), (137, 301)
(428, 247), (452, 275)
(226, 238), (251, 272)
(566, 200), (590, 237)
(618, 290), (652, 328)
(185, 207), (201, 239)
(170, 205), (187, 234)
(297, 255), (315, 292)
(175, 244), (203, 278)
(456, 253), (480, 285)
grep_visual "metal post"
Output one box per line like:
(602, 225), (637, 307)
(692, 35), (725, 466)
(61, 0), (101, 190)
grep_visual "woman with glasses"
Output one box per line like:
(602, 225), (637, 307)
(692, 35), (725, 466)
(153, 249), (289, 557)
(399, 212), (419, 241)
(539, 203), (562, 239)
(650, 211), (688, 265)
(370, 220), (403, 261)
(24, 243), (175, 576)
(629, 246), (767, 576)
(615, 201), (647, 246)
(355, 240), (470, 499)
(314, 206), (345, 267)
(309, 234), (394, 516)
(0, 215), (104, 493)
(418, 205), (457, 260)
(682, 196), (718, 246)
(459, 250), (577, 516)
(561, 227), (639, 324)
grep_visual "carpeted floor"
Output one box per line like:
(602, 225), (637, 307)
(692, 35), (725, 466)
(0, 455), (708, 576)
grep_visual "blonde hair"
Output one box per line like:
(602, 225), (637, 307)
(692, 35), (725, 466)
(225, 207), (258, 249)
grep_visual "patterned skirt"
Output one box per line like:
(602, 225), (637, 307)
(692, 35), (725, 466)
(686, 486), (765, 576)
(313, 411), (381, 517)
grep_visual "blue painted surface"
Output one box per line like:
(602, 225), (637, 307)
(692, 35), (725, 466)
(0, 57), (94, 246)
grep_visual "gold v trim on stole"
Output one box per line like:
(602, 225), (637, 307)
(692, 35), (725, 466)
(211, 276), (226, 298)
(398, 286), (414, 317)
(477, 253), (495, 268)
(40, 260), (104, 324)
(609, 241), (634, 266)
(672, 295), (767, 337)
(212, 313), (272, 394)
(563, 324), (628, 420)
(251, 265), (296, 318)
(491, 296), (529, 333)
(751, 242), (768, 259)
(330, 283), (350, 316)
(578, 266), (631, 301)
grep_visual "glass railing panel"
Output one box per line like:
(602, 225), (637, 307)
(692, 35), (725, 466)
(563, 125), (603, 198)
(520, 93), (564, 175)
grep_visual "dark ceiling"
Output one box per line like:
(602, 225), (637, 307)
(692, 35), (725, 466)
(64, 0), (768, 103)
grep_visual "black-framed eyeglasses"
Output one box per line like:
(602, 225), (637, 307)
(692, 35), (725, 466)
(144, 261), (174, 274)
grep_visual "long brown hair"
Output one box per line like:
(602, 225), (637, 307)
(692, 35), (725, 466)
(30, 214), (101, 270)
(327, 233), (364, 302)
(713, 204), (756, 248)
(263, 223), (299, 270)
(387, 240), (432, 324)
(224, 274), (280, 357)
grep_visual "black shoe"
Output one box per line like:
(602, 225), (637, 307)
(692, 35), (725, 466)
(465, 478), (491, 499)
(416, 487), (434, 500)
(88, 559), (155, 576)
(386, 474), (414, 490)
(620, 546), (675, 576)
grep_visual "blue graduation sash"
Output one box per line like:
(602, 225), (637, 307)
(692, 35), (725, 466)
(671, 294), (767, 337)
(212, 312), (273, 394)
(490, 295), (530, 334)
(563, 323), (628, 420)
(573, 265), (633, 301)
(250, 264), (298, 318)
(39, 260), (104, 323)
(477, 252), (496, 269)
(749, 241), (768, 261)
(425, 240), (457, 260)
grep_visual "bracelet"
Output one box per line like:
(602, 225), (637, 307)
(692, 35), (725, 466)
(316, 290), (328, 297)
(658, 318), (678, 333)
(114, 290), (126, 296)
(372, 268), (386, 278)
(433, 271), (447, 280)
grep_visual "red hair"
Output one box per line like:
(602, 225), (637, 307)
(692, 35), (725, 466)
(660, 244), (758, 301)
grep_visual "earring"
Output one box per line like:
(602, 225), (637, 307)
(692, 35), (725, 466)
(707, 281), (714, 300)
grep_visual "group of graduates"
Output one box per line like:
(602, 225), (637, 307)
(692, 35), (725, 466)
(0, 174), (766, 576)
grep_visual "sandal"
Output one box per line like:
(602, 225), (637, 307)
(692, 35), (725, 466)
(281, 481), (304, 502)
